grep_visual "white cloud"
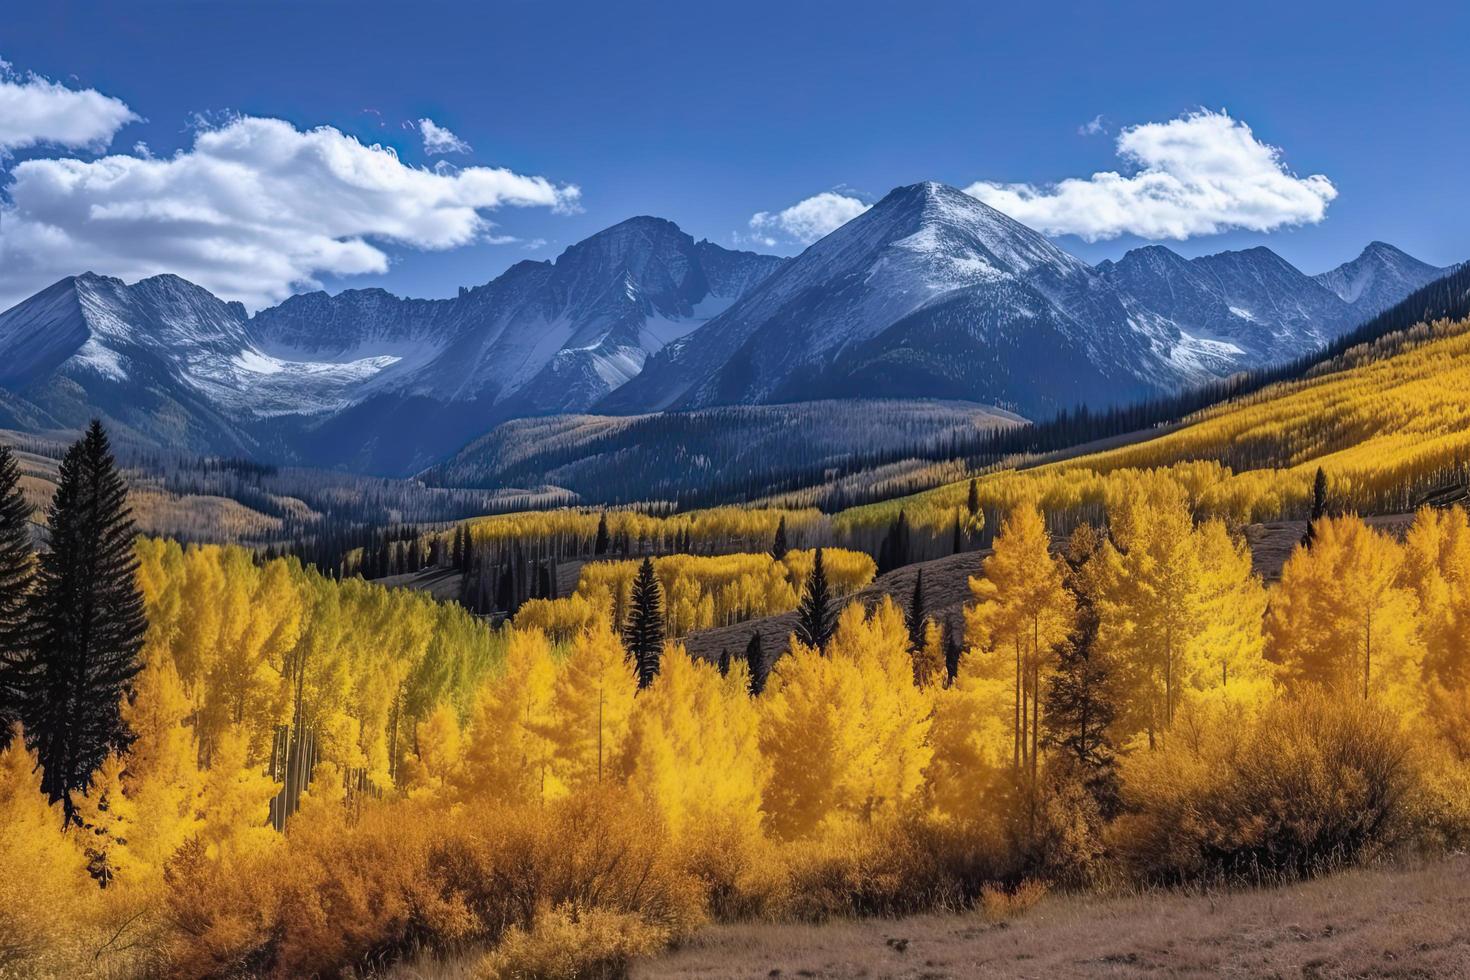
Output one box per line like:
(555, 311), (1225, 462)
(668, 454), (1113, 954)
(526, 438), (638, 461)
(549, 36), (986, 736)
(0, 61), (138, 153)
(1077, 114), (1105, 136)
(964, 109), (1337, 241)
(0, 115), (581, 310)
(418, 117), (471, 155)
(749, 191), (870, 246)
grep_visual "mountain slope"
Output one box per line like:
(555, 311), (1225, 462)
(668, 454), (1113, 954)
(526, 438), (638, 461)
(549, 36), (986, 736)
(604, 183), (1228, 417)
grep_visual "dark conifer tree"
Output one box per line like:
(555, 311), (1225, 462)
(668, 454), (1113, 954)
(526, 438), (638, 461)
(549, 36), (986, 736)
(794, 547), (836, 652)
(23, 422), (146, 825)
(717, 648), (731, 677)
(877, 510), (911, 574)
(1042, 639), (1120, 818)
(745, 631), (768, 695)
(906, 569), (926, 651)
(0, 445), (34, 738)
(594, 512), (610, 556)
(770, 515), (789, 563)
(952, 513), (964, 555)
(451, 525), (465, 570)
(966, 477), (980, 517)
(1302, 467), (1329, 549)
(623, 558), (664, 689)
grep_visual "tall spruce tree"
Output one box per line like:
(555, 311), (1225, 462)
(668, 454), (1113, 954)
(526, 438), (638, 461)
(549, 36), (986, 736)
(1302, 467), (1329, 549)
(594, 512), (610, 556)
(0, 445), (35, 738)
(967, 477), (980, 517)
(623, 557), (664, 689)
(23, 421), (146, 825)
(906, 569), (926, 651)
(745, 631), (768, 695)
(794, 547), (836, 652)
(770, 515), (789, 563)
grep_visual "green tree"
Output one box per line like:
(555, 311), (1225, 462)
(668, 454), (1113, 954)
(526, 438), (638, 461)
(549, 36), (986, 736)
(770, 515), (789, 563)
(906, 568), (926, 651)
(794, 547), (836, 652)
(745, 631), (768, 695)
(594, 512), (610, 556)
(623, 557), (664, 689)
(1302, 467), (1329, 549)
(23, 422), (147, 825)
(0, 445), (35, 738)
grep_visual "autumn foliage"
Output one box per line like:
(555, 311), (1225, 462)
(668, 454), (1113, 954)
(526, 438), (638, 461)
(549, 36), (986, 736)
(6, 472), (1470, 976)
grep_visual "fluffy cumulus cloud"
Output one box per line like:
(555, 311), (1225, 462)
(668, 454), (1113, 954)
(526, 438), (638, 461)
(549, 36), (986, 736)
(964, 110), (1337, 241)
(0, 115), (581, 310)
(418, 117), (471, 155)
(748, 191), (870, 247)
(0, 61), (139, 153)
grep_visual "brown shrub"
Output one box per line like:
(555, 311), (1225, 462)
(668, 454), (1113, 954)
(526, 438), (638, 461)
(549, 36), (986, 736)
(1116, 690), (1416, 884)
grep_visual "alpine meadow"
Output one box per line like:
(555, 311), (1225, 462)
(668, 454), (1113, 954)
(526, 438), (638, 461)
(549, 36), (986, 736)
(4, 4), (1470, 978)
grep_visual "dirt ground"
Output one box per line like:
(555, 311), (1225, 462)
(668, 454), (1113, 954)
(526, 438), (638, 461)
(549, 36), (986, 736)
(635, 854), (1470, 979)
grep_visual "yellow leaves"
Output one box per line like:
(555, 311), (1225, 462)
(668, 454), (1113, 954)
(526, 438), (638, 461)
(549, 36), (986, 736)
(197, 729), (279, 862)
(761, 598), (932, 840)
(542, 619), (636, 793)
(573, 549), (875, 638)
(621, 646), (764, 844)
(1267, 515), (1423, 707)
(457, 628), (562, 806)
(400, 703), (463, 798)
(0, 730), (94, 966)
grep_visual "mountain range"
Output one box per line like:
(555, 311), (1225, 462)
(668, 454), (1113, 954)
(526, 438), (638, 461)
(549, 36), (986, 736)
(0, 181), (1449, 476)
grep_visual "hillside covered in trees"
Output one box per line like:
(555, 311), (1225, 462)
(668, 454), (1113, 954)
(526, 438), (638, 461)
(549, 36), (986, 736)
(7, 285), (1470, 977)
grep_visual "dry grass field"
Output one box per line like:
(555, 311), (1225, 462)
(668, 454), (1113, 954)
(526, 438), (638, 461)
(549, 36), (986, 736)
(634, 854), (1470, 980)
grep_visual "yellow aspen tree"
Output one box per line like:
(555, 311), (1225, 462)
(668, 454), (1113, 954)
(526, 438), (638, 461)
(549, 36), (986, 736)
(1093, 475), (1205, 748)
(540, 619), (636, 792)
(0, 732), (92, 960)
(1266, 514), (1423, 707)
(759, 632), (867, 839)
(830, 598), (933, 823)
(762, 599), (931, 838)
(74, 754), (138, 887)
(1403, 506), (1470, 752)
(924, 650), (1014, 825)
(1185, 519), (1271, 707)
(401, 702), (463, 797)
(965, 502), (1075, 772)
(456, 628), (561, 804)
(196, 728), (280, 861)
(115, 660), (203, 882)
(620, 645), (764, 843)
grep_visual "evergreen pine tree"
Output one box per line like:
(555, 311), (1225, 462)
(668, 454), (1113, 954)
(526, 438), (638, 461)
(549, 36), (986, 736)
(1041, 638), (1120, 818)
(0, 445), (35, 738)
(952, 512), (964, 555)
(22, 422), (146, 825)
(594, 512), (610, 556)
(745, 631), (768, 695)
(770, 515), (789, 563)
(794, 547), (836, 652)
(1302, 467), (1329, 549)
(906, 569), (926, 651)
(967, 477), (980, 517)
(878, 511), (911, 573)
(623, 558), (664, 689)
(717, 648), (731, 676)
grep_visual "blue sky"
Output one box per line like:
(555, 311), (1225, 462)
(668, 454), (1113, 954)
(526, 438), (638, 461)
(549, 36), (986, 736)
(3, 0), (1468, 308)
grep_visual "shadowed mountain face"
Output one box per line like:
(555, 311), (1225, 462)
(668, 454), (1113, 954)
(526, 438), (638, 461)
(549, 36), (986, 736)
(605, 182), (1449, 419)
(0, 182), (1448, 474)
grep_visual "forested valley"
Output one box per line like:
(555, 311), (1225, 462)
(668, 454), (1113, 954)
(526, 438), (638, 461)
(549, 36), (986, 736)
(5, 272), (1470, 978)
